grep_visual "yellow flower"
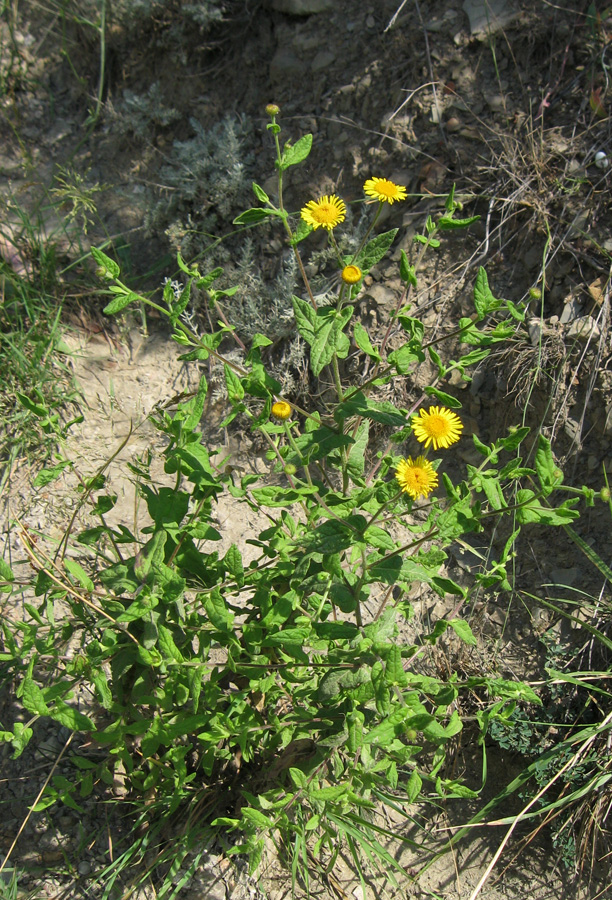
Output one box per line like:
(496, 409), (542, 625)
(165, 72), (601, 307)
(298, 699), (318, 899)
(412, 406), (463, 450)
(395, 456), (438, 500)
(271, 400), (292, 420)
(341, 264), (362, 284)
(363, 177), (407, 204)
(300, 195), (346, 231)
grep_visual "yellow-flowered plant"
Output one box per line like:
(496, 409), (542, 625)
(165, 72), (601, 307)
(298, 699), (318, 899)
(12, 102), (600, 899)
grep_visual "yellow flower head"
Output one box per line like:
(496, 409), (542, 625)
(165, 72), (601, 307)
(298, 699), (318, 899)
(395, 456), (438, 500)
(271, 400), (292, 420)
(412, 406), (463, 450)
(301, 195), (346, 231)
(341, 264), (362, 284)
(363, 177), (407, 205)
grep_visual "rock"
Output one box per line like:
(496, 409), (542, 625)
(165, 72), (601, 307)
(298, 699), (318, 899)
(267, 0), (332, 12)
(363, 283), (398, 308)
(445, 116), (462, 132)
(550, 566), (581, 587)
(566, 316), (601, 341)
(484, 94), (505, 113)
(269, 48), (304, 82)
(311, 50), (335, 72)
(560, 297), (582, 324)
(528, 318), (543, 346)
(462, 0), (519, 36)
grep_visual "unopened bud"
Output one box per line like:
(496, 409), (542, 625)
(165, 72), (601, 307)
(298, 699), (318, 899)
(600, 487), (611, 502)
(266, 103), (280, 117)
(529, 287), (542, 301)
(271, 400), (292, 420)
(284, 463), (297, 476)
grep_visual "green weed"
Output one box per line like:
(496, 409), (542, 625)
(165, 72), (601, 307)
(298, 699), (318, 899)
(1, 107), (607, 899)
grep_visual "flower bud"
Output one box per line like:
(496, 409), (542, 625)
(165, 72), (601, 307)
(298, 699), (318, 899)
(284, 463), (297, 476)
(529, 287), (542, 301)
(271, 400), (292, 420)
(266, 103), (280, 117)
(341, 264), (362, 285)
(600, 487), (611, 502)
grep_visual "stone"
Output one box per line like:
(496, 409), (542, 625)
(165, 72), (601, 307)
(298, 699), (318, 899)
(267, 0), (332, 12)
(311, 50), (335, 72)
(560, 297), (582, 324)
(550, 567), (581, 588)
(566, 316), (601, 341)
(269, 48), (304, 82)
(364, 284), (397, 308)
(462, 0), (519, 35)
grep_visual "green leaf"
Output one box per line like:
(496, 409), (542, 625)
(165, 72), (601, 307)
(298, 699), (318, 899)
(203, 588), (235, 632)
(534, 434), (563, 497)
(157, 624), (184, 663)
(515, 490), (580, 525)
(317, 667), (371, 702)
(363, 708), (409, 745)
(336, 392), (408, 427)
(310, 784), (348, 801)
(406, 770), (422, 802)
(388, 343), (424, 373)
(17, 392), (47, 417)
(498, 426), (529, 451)
(479, 475), (505, 511)
(438, 215), (480, 230)
(33, 460), (72, 488)
(225, 365), (244, 403)
(22, 675), (50, 716)
(372, 661), (390, 715)
(289, 218), (313, 246)
(302, 518), (362, 554)
(0, 558), (15, 592)
(384, 645), (407, 687)
(428, 347), (445, 377)
(310, 307), (353, 377)
(279, 133), (313, 170)
(263, 627), (310, 648)
(184, 375), (208, 432)
(224, 544), (244, 587)
(233, 207), (280, 225)
(355, 229), (398, 272)
(448, 619), (477, 646)
(353, 322), (381, 360)
(49, 702), (93, 732)
(251, 485), (317, 507)
(292, 295), (317, 344)
(168, 278), (191, 325)
(196, 266), (224, 290)
(473, 267), (503, 318)
(91, 247), (120, 277)
(116, 595), (155, 623)
(134, 530), (168, 583)
(64, 559), (94, 592)
(241, 807), (274, 829)
(252, 182), (270, 203)
(424, 386), (462, 408)
(399, 250), (417, 287)
(347, 420), (369, 479)
(103, 291), (140, 315)
(455, 347), (491, 367)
